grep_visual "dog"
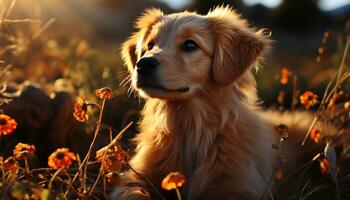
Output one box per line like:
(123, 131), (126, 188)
(114, 6), (322, 200)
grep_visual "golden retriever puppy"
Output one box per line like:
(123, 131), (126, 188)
(115, 6), (298, 200)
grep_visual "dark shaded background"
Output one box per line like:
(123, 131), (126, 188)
(5, 0), (350, 102)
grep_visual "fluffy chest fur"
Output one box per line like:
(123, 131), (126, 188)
(129, 89), (278, 199)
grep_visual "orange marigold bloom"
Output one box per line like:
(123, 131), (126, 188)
(300, 91), (318, 109)
(310, 128), (321, 143)
(161, 171), (186, 190)
(3, 157), (19, 172)
(95, 87), (113, 99)
(73, 96), (89, 122)
(320, 158), (332, 174)
(0, 114), (17, 136)
(48, 148), (76, 169)
(13, 143), (36, 160)
(280, 67), (291, 85)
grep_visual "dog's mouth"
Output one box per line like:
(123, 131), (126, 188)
(137, 81), (189, 93)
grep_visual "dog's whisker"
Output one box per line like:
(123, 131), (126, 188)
(127, 85), (133, 97)
(120, 75), (132, 87)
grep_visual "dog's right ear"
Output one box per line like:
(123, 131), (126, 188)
(121, 8), (163, 72)
(207, 6), (271, 85)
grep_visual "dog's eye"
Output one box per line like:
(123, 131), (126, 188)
(147, 41), (154, 50)
(181, 40), (198, 52)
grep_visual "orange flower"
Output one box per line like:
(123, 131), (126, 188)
(3, 157), (19, 172)
(320, 158), (332, 174)
(275, 169), (284, 180)
(161, 171), (186, 190)
(13, 143), (36, 160)
(95, 87), (113, 99)
(73, 96), (89, 122)
(280, 67), (291, 85)
(310, 128), (321, 143)
(0, 114), (17, 136)
(300, 91), (318, 109)
(48, 148), (76, 169)
(96, 145), (128, 172)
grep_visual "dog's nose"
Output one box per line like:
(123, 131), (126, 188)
(136, 57), (159, 76)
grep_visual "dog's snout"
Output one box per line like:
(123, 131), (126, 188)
(136, 57), (159, 75)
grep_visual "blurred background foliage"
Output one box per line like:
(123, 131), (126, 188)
(0, 0), (349, 128)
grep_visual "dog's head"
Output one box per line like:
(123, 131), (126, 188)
(122, 6), (271, 100)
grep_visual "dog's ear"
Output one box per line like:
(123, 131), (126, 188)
(121, 8), (163, 72)
(207, 6), (271, 85)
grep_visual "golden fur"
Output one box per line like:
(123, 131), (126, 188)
(114, 6), (320, 200)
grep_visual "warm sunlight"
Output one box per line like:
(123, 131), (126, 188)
(1, 0), (349, 199)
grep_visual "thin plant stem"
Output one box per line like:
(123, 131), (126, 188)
(109, 128), (113, 142)
(298, 180), (310, 200)
(261, 137), (285, 199)
(48, 168), (63, 191)
(301, 116), (319, 146)
(108, 121), (133, 147)
(4, 0), (16, 19)
(302, 39), (350, 146)
(103, 175), (108, 199)
(275, 159), (316, 192)
(291, 75), (298, 111)
(1, 163), (5, 182)
(31, 18), (56, 40)
(335, 176), (340, 200)
(336, 38), (350, 85)
(0, 19), (41, 24)
(89, 166), (103, 195)
(175, 188), (182, 200)
(64, 98), (106, 198)
(24, 158), (30, 174)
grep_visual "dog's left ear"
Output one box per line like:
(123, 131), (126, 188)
(121, 8), (163, 72)
(207, 6), (271, 85)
